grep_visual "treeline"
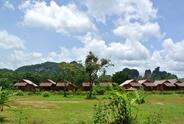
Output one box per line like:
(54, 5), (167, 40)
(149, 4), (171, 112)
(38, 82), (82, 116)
(0, 61), (177, 89)
(112, 67), (177, 84)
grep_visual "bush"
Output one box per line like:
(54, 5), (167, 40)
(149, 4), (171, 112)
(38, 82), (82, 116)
(112, 83), (124, 92)
(93, 91), (138, 124)
(42, 91), (50, 97)
(105, 85), (113, 91)
(0, 87), (10, 111)
(144, 111), (162, 124)
(14, 90), (24, 96)
(127, 88), (146, 104)
(93, 85), (105, 95)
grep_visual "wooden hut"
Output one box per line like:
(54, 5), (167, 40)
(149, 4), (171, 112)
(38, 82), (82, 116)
(39, 79), (56, 91)
(168, 79), (182, 84)
(56, 80), (76, 91)
(175, 83), (184, 90)
(80, 81), (93, 91)
(142, 83), (156, 91)
(154, 80), (175, 91)
(138, 80), (156, 91)
(99, 80), (112, 87)
(14, 79), (37, 92)
(120, 79), (142, 90)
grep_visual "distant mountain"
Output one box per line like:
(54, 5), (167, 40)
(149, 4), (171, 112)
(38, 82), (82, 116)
(15, 62), (60, 74)
(0, 68), (13, 73)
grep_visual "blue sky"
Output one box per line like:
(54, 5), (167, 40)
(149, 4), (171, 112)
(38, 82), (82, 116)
(0, 0), (184, 77)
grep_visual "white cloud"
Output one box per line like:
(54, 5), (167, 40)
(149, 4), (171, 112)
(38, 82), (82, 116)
(0, 30), (25, 50)
(2, 1), (15, 10)
(20, 1), (95, 34)
(9, 50), (44, 68)
(84, 0), (157, 23)
(113, 22), (161, 40)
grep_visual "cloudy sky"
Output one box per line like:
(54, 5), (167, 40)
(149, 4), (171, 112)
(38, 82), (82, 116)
(0, 0), (184, 77)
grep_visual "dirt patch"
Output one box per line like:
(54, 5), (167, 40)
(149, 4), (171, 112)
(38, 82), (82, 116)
(14, 100), (80, 108)
(155, 102), (164, 105)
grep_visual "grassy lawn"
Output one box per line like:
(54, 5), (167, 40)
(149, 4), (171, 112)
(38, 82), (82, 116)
(0, 93), (184, 124)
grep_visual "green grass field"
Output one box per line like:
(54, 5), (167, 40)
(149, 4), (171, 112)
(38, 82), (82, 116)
(0, 93), (184, 124)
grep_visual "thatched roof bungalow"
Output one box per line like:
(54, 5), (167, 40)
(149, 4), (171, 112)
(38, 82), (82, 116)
(39, 79), (56, 91)
(56, 80), (76, 91)
(120, 79), (142, 90)
(142, 83), (156, 91)
(175, 83), (184, 90)
(99, 80), (112, 87)
(80, 81), (93, 91)
(168, 79), (182, 84)
(154, 80), (175, 91)
(14, 79), (37, 92)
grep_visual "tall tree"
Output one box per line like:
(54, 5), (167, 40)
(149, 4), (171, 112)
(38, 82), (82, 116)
(85, 51), (112, 99)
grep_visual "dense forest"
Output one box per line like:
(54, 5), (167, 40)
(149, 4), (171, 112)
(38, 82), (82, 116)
(0, 61), (177, 89)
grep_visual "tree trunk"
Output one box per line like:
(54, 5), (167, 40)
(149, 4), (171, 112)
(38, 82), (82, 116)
(88, 80), (93, 99)
(1, 106), (3, 112)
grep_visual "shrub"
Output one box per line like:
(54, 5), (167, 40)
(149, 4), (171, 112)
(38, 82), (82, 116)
(127, 88), (146, 104)
(42, 91), (50, 97)
(105, 85), (113, 91)
(14, 90), (24, 96)
(112, 83), (124, 92)
(144, 111), (162, 124)
(0, 87), (10, 111)
(93, 85), (106, 95)
(93, 91), (138, 124)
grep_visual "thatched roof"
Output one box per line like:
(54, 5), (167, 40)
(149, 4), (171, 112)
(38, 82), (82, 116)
(143, 83), (156, 87)
(14, 83), (27, 87)
(14, 79), (37, 87)
(56, 80), (68, 87)
(138, 80), (151, 84)
(120, 79), (137, 86)
(56, 80), (76, 87)
(164, 83), (175, 87)
(99, 81), (112, 87)
(175, 83), (184, 87)
(130, 83), (142, 87)
(39, 83), (53, 87)
(40, 79), (56, 87)
(82, 82), (91, 87)
(168, 79), (182, 84)
(154, 80), (170, 85)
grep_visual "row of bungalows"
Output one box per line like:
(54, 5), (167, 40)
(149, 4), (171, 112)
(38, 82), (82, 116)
(120, 79), (184, 91)
(80, 80), (113, 91)
(15, 79), (77, 92)
(14, 79), (112, 92)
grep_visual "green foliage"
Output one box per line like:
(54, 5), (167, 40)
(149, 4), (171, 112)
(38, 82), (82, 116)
(0, 87), (10, 111)
(144, 111), (162, 124)
(93, 91), (138, 124)
(42, 91), (50, 97)
(112, 71), (130, 84)
(14, 90), (25, 96)
(93, 85), (106, 95)
(128, 88), (146, 104)
(85, 51), (112, 99)
(112, 83), (124, 92)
